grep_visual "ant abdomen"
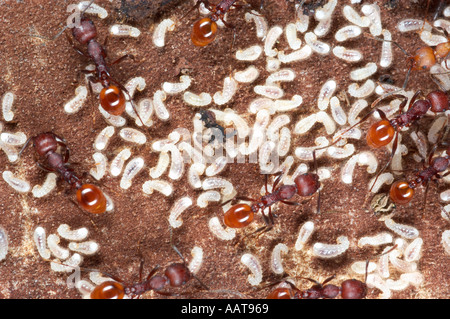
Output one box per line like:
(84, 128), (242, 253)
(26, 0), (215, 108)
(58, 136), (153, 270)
(266, 287), (293, 299)
(72, 18), (97, 45)
(191, 17), (218, 47)
(366, 119), (396, 148)
(76, 183), (107, 214)
(223, 203), (254, 228)
(412, 46), (436, 71)
(389, 180), (414, 205)
(90, 281), (125, 299)
(99, 85), (126, 115)
(294, 173), (320, 197)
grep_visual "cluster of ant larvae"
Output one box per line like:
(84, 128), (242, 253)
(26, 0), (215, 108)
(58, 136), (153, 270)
(2, 171), (30, 193)
(2, 92), (15, 122)
(270, 243), (288, 275)
(109, 24), (141, 38)
(34, 224), (98, 273)
(240, 253), (263, 286)
(208, 216), (236, 241)
(153, 19), (175, 47)
(312, 236), (350, 259)
(168, 197), (193, 228)
(0, 226), (8, 261)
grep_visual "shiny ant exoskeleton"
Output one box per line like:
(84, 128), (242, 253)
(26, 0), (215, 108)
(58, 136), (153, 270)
(389, 136), (450, 205)
(266, 275), (367, 299)
(67, 1), (143, 123)
(19, 132), (107, 214)
(223, 171), (320, 232)
(188, 0), (240, 47)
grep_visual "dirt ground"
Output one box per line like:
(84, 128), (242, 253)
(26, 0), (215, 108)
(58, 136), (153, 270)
(0, 0), (448, 299)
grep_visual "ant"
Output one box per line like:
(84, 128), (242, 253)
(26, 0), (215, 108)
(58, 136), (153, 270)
(198, 109), (236, 143)
(389, 130), (450, 205)
(66, 0), (144, 124)
(266, 275), (367, 299)
(89, 231), (209, 299)
(19, 132), (107, 214)
(187, 0), (241, 47)
(223, 171), (320, 232)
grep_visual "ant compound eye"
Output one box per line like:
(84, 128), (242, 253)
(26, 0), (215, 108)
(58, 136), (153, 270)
(389, 181), (414, 205)
(76, 184), (107, 214)
(191, 18), (218, 47)
(100, 85), (126, 116)
(223, 204), (254, 228)
(90, 281), (125, 299)
(366, 120), (395, 148)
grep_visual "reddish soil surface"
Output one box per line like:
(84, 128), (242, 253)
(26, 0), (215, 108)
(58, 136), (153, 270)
(0, 0), (448, 299)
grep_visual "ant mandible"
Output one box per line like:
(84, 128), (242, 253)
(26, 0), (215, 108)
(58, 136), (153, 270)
(67, 0), (143, 123)
(389, 134), (450, 205)
(188, 0), (241, 47)
(19, 132), (107, 214)
(223, 171), (320, 232)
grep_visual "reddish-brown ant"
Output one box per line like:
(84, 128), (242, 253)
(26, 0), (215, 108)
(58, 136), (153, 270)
(64, 0), (143, 123)
(389, 132), (450, 205)
(223, 171), (320, 232)
(19, 132), (107, 214)
(188, 0), (241, 47)
(266, 275), (367, 299)
(89, 232), (209, 299)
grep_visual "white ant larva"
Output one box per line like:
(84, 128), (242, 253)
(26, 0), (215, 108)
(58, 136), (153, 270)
(240, 253), (263, 286)
(168, 197), (193, 228)
(109, 24), (141, 37)
(153, 19), (175, 47)
(64, 86), (88, 114)
(235, 45), (263, 61)
(270, 243), (288, 275)
(312, 236), (349, 259)
(2, 92), (15, 122)
(0, 226), (8, 261)
(264, 26), (283, 57)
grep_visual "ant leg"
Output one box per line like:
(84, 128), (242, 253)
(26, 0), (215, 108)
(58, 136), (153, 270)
(18, 136), (34, 158)
(281, 200), (300, 206)
(108, 77), (145, 126)
(369, 131), (399, 192)
(110, 54), (135, 66)
(271, 171), (284, 191)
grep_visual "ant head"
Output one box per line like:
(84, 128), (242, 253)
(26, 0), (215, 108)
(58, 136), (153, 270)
(294, 173), (320, 197)
(164, 263), (191, 287)
(426, 90), (449, 113)
(340, 279), (367, 299)
(191, 17), (218, 47)
(72, 18), (97, 45)
(33, 132), (58, 157)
